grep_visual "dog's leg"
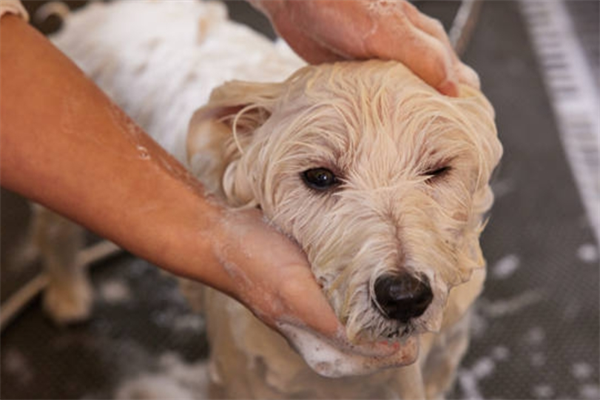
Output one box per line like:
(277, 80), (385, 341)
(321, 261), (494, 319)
(392, 362), (426, 400)
(31, 205), (93, 324)
(421, 313), (472, 400)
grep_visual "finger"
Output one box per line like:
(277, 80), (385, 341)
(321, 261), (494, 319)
(456, 62), (481, 89)
(410, 12), (481, 90)
(401, 2), (481, 90)
(401, 1), (453, 48)
(262, 0), (350, 64)
(368, 22), (459, 96)
(400, 3), (468, 95)
(276, 265), (343, 336)
(275, 20), (347, 64)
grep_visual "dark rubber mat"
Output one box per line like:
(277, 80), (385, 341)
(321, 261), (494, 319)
(1, 1), (598, 399)
(449, 2), (599, 399)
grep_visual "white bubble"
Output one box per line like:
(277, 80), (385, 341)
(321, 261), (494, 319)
(572, 362), (594, 381)
(580, 384), (600, 400)
(577, 243), (599, 263)
(532, 384), (554, 398)
(492, 346), (510, 361)
(99, 280), (131, 304)
(491, 254), (520, 279)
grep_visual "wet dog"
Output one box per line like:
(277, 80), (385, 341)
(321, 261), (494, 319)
(187, 60), (502, 398)
(25, 1), (502, 398)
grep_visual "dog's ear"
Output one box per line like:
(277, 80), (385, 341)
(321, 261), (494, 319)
(187, 80), (284, 206)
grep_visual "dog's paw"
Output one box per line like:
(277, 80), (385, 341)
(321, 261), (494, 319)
(43, 278), (93, 325)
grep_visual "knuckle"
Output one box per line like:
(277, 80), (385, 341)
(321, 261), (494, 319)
(429, 18), (446, 35)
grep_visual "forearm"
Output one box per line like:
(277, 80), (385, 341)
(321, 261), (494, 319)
(0, 16), (231, 290)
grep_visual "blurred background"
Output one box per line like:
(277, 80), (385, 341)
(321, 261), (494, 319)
(1, 1), (598, 399)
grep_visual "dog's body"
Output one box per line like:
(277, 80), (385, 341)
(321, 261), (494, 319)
(27, 1), (502, 398)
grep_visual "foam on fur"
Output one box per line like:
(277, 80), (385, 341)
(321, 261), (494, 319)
(276, 322), (418, 378)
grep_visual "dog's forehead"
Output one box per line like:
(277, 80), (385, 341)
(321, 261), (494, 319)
(276, 63), (477, 164)
(285, 61), (425, 107)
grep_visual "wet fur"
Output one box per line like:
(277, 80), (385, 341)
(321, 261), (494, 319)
(27, 2), (502, 398)
(186, 60), (501, 399)
(190, 61), (501, 343)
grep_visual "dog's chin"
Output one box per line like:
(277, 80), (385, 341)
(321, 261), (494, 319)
(278, 321), (421, 378)
(380, 320), (418, 340)
(350, 316), (427, 361)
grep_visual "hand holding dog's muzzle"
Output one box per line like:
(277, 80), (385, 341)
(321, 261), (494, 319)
(210, 207), (340, 331)
(211, 207), (420, 377)
(277, 322), (420, 378)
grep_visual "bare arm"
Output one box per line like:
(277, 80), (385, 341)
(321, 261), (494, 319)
(0, 15), (339, 336)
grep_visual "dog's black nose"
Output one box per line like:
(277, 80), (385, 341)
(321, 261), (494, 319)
(373, 273), (433, 323)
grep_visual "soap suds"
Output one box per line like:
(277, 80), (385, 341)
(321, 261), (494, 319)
(530, 352), (546, 368)
(99, 280), (131, 304)
(491, 345), (509, 361)
(571, 362), (593, 381)
(457, 356), (497, 400)
(2, 349), (33, 385)
(173, 314), (205, 332)
(491, 178), (515, 198)
(113, 353), (209, 400)
(457, 343), (514, 400)
(523, 326), (546, 346)
(276, 322), (418, 378)
(491, 254), (520, 279)
(577, 243), (599, 263)
(580, 384), (600, 399)
(468, 307), (488, 338)
(532, 384), (554, 398)
(479, 291), (544, 318)
(137, 145), (151, 160)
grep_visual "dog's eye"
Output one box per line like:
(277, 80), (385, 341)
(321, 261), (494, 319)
(424, 166), (451, 181)
(301, 168), (339, 191)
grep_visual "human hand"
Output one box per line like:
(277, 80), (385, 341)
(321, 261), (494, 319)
(212, 208), (418, 376)
(251, 0), (478, 97)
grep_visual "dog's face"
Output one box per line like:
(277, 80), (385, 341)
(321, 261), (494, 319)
(189, 60), (502, 345)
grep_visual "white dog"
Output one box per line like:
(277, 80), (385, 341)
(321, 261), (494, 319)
(23, 1), (502, 399)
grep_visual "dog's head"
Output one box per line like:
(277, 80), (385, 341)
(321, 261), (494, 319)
(189, 60), (502, 346)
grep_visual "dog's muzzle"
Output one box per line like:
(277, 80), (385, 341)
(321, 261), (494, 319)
(373, 272), (433, 324)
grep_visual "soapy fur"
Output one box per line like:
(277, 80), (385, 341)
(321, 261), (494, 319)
(28, 1), (502, 398)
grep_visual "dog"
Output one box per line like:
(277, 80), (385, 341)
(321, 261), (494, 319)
(22, 1), (502, 398)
